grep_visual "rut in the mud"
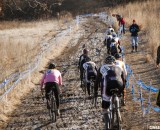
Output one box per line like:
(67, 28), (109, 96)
(2, 17), (109, 130)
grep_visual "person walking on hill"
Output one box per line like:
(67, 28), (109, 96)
(78, 49), (90, 87)
(119, 17), (125, 34)
(156, 45), (160, 68)
(129, 19), (140, 52)
(83, 57), (97, 96)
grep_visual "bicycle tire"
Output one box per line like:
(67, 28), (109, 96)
(90, 80), (94, 105)
(51, 95), (57, 122)
(111, 106), (115, 128)
(115, 97), (122, 130)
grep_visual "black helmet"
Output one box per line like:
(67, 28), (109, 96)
(48, 62), (56, 69)
(114, 53), (122, 59)
(105, 55), (116, 64)
(83, 48), (88, 54)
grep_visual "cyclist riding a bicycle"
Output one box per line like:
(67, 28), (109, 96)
(94, 55), (125, 125)
(78, 48), (90, 87)
(83, 57), (97, 96)
(114, 53), (127, 105)
(40, 63), (62, 115)
(106, 26), (115, 35)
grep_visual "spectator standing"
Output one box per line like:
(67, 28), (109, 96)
(129, 19), (140, 52)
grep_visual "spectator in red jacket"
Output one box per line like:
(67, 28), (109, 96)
(119, 17), (125, 34)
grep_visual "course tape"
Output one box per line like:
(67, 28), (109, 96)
(0, 12), (111, 102)
(125, 64), (160, 113)
(0, 21), (71, 101)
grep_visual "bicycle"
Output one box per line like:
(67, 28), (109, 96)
(105, 88), (122, 130)
(89, 76), (96, 105)
(47, 88), (57, 122)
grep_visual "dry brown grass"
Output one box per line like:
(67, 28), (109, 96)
(0, 19), (69, 82)
(0, 15), (77, 123)
(110, 0), (160, 59)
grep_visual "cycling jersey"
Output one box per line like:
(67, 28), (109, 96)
(41, 69), (62, 88)
(83, 61), (97, 82)
(95, 64), (124, 102)
(113, 37), (120, 45)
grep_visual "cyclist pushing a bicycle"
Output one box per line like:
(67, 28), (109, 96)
(83, 57), (97, 96)
(94, 55), (125, 129)
(40, 63), (62, 116)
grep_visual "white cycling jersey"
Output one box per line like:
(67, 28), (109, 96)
(100, 64), (123, 102)
(83, 61), (97, 82)
(115, 60), (127, 79)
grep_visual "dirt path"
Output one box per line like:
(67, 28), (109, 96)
(1, 17), (108, 130)
(0, 16), (159, 130)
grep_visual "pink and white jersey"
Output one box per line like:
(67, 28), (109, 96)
(41, 69), (62, 87)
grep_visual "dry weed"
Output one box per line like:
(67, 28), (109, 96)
(146, 54), (152, 63)
(110, 1), (160, 59)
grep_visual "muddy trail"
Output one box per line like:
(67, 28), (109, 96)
(1, 17), (109, 130)
(1, 16), (160, 130)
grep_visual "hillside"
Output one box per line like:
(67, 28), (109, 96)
(0, 12), (160, 130)
(0, 0), (160, 130)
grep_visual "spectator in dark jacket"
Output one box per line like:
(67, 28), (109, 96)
(156, 45), (160, 68)
(129, 19), (140, 52)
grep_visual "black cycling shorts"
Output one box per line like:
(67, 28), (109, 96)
(87, 72), (96, 80)
(45, 82), (60, 99)
(106, 80), (124, 96)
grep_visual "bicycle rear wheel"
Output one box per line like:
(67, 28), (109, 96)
(48, 95), (57, 122)
(51, 95), (57, 122)
(115, 98), (122, 130)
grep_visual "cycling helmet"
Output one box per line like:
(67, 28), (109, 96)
(114, 53), (122, 59)
(105, 55), (116, 64)
(48, 62), (56, 69)
(83, 49), (88, 54)
(112, 32), (117, 37)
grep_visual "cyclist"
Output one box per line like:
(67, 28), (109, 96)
(94, 55), (125, 129)
(78, 49), (90, 87)
(104, 32), (113, 54)
(40, 63), (62, 116)
(114, 53), (127, 105)
(112, 32), (122, 53)
(83, 57), (97, 96)
(110, 39), (121, 56)
(129, 19), (140, 52)
(106, 26), (115, 35)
